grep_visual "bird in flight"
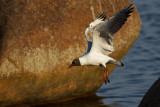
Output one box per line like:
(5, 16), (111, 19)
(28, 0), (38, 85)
(68, 4), (134, 84)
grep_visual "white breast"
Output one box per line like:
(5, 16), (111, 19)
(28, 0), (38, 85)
(79, 52), (111, 67)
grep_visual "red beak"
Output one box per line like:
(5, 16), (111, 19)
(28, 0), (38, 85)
(68, 64), (73, 69)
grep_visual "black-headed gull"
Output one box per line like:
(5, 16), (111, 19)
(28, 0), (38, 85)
(68, 4), (134, 83)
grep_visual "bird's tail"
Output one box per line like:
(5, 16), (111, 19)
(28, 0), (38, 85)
(114, 61), (124, 67)
(107, 60), (124, 67)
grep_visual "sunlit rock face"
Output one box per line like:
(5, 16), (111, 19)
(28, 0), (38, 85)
(0, 0), (141, 106)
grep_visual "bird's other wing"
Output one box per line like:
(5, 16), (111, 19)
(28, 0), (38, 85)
(84, 11), (107, 53)
(89, 11), (106, 30)
(85, 27), (92, 53)
(90, 4), (134, 55)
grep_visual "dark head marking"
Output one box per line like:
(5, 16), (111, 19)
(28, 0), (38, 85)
(68, 58), (81, 69)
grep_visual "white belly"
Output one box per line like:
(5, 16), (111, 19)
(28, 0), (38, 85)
(79, 53), (110, 66)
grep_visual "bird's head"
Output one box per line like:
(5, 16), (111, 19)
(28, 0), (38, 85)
(68, 58), (81, 69)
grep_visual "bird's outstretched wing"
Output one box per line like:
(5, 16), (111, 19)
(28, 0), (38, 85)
(90, 4), (134, 55)
(85, 11), (106, 53)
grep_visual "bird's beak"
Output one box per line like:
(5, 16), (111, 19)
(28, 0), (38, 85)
(68, 64), (73, 69)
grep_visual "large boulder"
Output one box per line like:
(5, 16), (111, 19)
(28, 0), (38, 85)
(0, 0), (141, 106)
(139, 78), (160, 107)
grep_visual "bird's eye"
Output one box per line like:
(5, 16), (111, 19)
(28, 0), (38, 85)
(72, 61), (76, 64)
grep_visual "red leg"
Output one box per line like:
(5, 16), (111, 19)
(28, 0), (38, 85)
(105, 68), (110, 83)
(103, 67), (110, 84)
(103, 68), (106, 82)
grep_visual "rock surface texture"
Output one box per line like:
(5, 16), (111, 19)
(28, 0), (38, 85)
(0, 0), (141, 106)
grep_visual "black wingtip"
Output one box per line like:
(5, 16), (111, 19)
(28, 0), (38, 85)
(125, 4), (133, 9)
(121, 62), (125, 67)
(122, 4), (134, 13)
(129, 4), (133, 7)
(120, 4), (134, 18)
(96, 11), (106, 20)
(128, 4), (134, 11)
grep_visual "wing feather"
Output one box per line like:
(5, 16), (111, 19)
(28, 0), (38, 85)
(108, 4), (134, 34)
(96, 11), (106, 21)
(84, 11), (107, 53)
(90, 4), (134, 55)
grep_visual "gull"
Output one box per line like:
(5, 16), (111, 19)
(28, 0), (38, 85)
(68, 4), (134, 83)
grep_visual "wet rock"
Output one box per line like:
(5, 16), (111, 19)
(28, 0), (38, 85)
(0, 0), (141, 106)
(139, 78), (160, 107)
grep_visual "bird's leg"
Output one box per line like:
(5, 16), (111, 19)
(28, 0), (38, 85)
(103, 68), (106, 82)
(103, 67), (110, 84)
(105, 68), (110, 83)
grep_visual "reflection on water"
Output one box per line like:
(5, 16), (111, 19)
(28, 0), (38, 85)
(36, 94), (112, 107)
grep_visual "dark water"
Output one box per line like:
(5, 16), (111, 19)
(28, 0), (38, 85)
(42, 0), (160, 107)
(97, 0), (160, 107)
